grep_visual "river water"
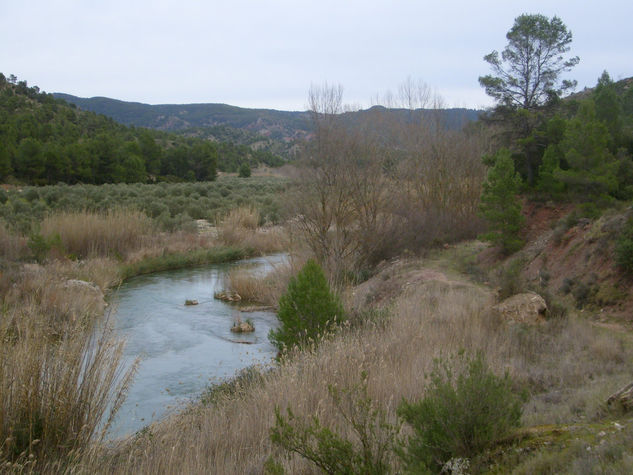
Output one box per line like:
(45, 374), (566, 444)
(106, 254), (285, 439)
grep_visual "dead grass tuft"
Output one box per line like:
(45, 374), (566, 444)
(0, 299), (134, 470)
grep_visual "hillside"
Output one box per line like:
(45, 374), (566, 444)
(53, 93), (481, 145)
(0, 74), (290, 184)
(53, 93), (313, 140)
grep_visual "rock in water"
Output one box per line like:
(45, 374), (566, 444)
(231, 321), (254, 333)
(185, 299), (199, 306)
(214, 291), (242, 302)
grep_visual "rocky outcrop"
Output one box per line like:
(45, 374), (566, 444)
(492, 292), (547, 325)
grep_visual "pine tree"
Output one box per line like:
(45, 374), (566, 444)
(479, 149), (525, 254)
(269, 259), (345, 352)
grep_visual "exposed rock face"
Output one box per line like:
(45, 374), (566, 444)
(492, 292), (547, 325)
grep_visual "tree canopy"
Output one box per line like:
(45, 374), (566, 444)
(0, 73), (285, 185)
(479, 14), (579, 110)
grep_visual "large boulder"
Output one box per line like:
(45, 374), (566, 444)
(492, 292), (547, 325)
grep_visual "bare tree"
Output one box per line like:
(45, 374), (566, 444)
(292, 79), (490, 283)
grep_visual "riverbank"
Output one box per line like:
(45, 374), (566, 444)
(85, 241), (633, 473)
(118, 245), (253, 281)
(0, 206), (291, 471)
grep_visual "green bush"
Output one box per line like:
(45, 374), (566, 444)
(27, 232), (62, 263)
(397, 352), (522, 473)
(269, 374), (397, 474)
(238, 162), (251, 178)
(269, 259), (345, 352)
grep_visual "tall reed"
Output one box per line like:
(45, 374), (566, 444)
(217, 206), (289, 254)
(0, 305), (134, 471)
(40, 209), (153, 259)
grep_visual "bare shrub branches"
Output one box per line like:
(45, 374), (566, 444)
(293, 81), (490, 282)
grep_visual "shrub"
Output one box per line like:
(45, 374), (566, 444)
(238, 163), (251, 178)
(269, 259), (345, 352)
(27, 232), (62, 263)
(496, 257), (526, 300)
(269, 374), (397, 474)
(397, 352), (522, 473)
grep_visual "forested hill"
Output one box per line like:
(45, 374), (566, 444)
(0, 74), (283, 185)
(53, 93), (313, 141)
(53, 93), (482, 142)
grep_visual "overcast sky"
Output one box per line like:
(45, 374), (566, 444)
(2, 1), (631, 111)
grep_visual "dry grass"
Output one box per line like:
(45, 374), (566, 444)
(125, 230), (217, 264)
(224, 254), (306, 307)
(217, 206), (289, 254)
(40, 209), (154, 259)
(86, 269), (633, 474)
(1, 260), (120, 328)
(0, 207), (291, 472)
(0, 259), (134, 471)
(0, 240), (134, 471)
(218, 206), (260, 231)
(0, 221), (27, 261)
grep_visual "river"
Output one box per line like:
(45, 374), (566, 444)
(106, 254), (285, 439)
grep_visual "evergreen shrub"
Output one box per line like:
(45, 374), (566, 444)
(397, 352), (522, 473)
(269, 259), (345, 352)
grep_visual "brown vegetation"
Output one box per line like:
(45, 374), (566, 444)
(86, 257), (633, 473)
(223, 254), (306, 308)
(40, 209), (154, 259)
(216, 206), (289, 255)
(291, 83), (490, 284)
(0, 259), (135, 471)
(0, 203), (291, 471)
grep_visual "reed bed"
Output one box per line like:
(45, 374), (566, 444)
(0, 202), (294, 472)
(0, 221), (27, 261)
(0, 267), (134, 472)
(224, 254), (305, 307)
(217, 206), (289, 255)
(40, 209), (154, 259)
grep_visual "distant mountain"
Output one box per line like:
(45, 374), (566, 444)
(53, 93), (313, 142)
(53, 93), (482, 145)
